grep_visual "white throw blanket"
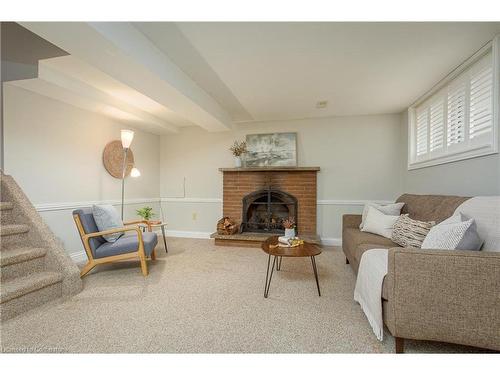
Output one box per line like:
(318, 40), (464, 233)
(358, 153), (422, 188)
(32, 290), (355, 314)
(353, 248), (388, 341)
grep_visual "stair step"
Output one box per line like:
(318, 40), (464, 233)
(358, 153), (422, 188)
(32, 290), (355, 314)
(0, 224), (29, 237)
(0, 271), (63, 304)
(0, 202), (13, 211)
(0, 202), (15, 225)
(1, 247), (47, 267)
(1, 247), (47, 281)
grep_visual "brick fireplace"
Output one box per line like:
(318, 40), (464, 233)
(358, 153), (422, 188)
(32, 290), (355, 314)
(213, 167), (320, 246)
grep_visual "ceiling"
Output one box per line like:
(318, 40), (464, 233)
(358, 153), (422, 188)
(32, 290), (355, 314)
(166, 22), (500, 121)
(15, 22), (500, 132)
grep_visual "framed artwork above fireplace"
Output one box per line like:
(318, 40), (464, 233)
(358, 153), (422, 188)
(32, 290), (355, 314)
(245, 132), (297, 167)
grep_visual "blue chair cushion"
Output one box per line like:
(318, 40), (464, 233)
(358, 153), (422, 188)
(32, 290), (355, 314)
(94, 232), (158, 259)
(73, 208), (105, 255)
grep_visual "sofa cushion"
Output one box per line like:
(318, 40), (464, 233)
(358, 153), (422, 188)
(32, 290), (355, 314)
(344, 228), (397, 251)
(355, 243), (393, 264)
(396, 194), (470, 223)
(343, 227), (399, 273)
(94, 232), (158, 259)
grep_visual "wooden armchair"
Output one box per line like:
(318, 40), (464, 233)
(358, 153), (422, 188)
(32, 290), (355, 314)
(73, 209), (158, 277)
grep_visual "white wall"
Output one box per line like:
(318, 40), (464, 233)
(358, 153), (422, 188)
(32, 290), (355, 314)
(2, 87), (401, 257)
(10, 82), (497, 254)
(12, 78), (497, 254)
(9, 83), (497, 253)
(3, 84), (161, 258)
(400, 111), (500, 196)
(160, 115), (402, 241)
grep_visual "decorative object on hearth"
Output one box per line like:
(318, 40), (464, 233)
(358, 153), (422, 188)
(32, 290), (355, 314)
(136, 206), (156, 221)
(245, 132), (297, 167)
(283, 217), (296, 238)
(229, 140), (247, 167)
(103, 140), (135, 178)
(217, 217), (239, 235)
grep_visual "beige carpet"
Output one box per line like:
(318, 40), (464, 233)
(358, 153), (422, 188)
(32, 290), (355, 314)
(0, 238), (483, 353)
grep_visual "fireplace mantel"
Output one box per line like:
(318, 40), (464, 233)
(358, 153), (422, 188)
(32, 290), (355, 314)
(219, 167), (320, 172)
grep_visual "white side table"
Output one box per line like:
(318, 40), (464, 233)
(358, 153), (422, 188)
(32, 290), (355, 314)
(139, 221), (168, 253)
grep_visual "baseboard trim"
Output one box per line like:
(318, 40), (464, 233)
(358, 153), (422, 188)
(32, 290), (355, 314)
(69, 251), (88, 265)
(68, 232), (340, 264)
(166, 230), (212, 239)
(320, 237), (342, 246)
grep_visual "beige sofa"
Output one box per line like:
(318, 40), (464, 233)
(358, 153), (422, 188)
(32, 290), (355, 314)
(342, 194), (500, 353)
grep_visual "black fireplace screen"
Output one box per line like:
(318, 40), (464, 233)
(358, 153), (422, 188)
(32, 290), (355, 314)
(240, 189), (297, 234)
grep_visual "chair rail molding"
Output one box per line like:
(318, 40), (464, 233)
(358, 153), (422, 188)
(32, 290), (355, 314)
(161, 197), (222, 203)
(35, 198), (161, 212)
(316, 199), (393, 206)
(160, 197), (393, 205)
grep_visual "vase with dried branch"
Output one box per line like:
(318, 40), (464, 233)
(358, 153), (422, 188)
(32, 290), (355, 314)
(229, 140), (247, 168)
(283, 217), (296, 238)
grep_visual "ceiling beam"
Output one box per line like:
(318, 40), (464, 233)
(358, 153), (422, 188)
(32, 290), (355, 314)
(6, 78), (174, 135)
(20, 22), (233, 132)
(38, 57), (179, 134)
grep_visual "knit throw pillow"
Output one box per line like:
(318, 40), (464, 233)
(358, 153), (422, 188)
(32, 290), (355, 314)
(391, 214), (435, 248)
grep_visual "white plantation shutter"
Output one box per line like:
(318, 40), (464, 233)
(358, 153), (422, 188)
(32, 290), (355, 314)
(429, 100), (445, 153)
(447, 83), (466, 147)
(469, 66), (493, 142)
(408, 46), (498, 169)
(416, 108), (428, 157)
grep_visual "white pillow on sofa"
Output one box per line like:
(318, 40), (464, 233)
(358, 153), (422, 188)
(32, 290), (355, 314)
(361, 206), (400, 239)
(421, 213), (483, 251)
(359, 202), (404, 229)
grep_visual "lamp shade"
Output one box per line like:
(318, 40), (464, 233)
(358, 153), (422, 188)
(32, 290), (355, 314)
(130, 167), (141, 178)
(121, 129), (134, 149)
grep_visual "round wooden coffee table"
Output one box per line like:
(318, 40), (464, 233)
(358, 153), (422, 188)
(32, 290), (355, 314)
(261, 236), (322, 298)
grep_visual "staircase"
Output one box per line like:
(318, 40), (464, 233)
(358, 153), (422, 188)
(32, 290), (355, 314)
(1, 172), (82, 321)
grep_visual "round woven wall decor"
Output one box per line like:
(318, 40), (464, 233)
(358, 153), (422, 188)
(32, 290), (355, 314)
(102, 140), (135, 179)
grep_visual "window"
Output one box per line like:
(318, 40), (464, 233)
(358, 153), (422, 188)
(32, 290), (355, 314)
(408, 38), (499, 170)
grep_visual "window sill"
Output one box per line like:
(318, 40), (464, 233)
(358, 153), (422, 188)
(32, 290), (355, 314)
(408, 144), (498, 170)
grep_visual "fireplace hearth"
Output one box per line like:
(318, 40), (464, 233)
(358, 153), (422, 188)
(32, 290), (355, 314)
(241, 188), (297, 234)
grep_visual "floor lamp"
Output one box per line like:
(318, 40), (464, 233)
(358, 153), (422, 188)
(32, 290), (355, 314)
(121, 129), (141, 220)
